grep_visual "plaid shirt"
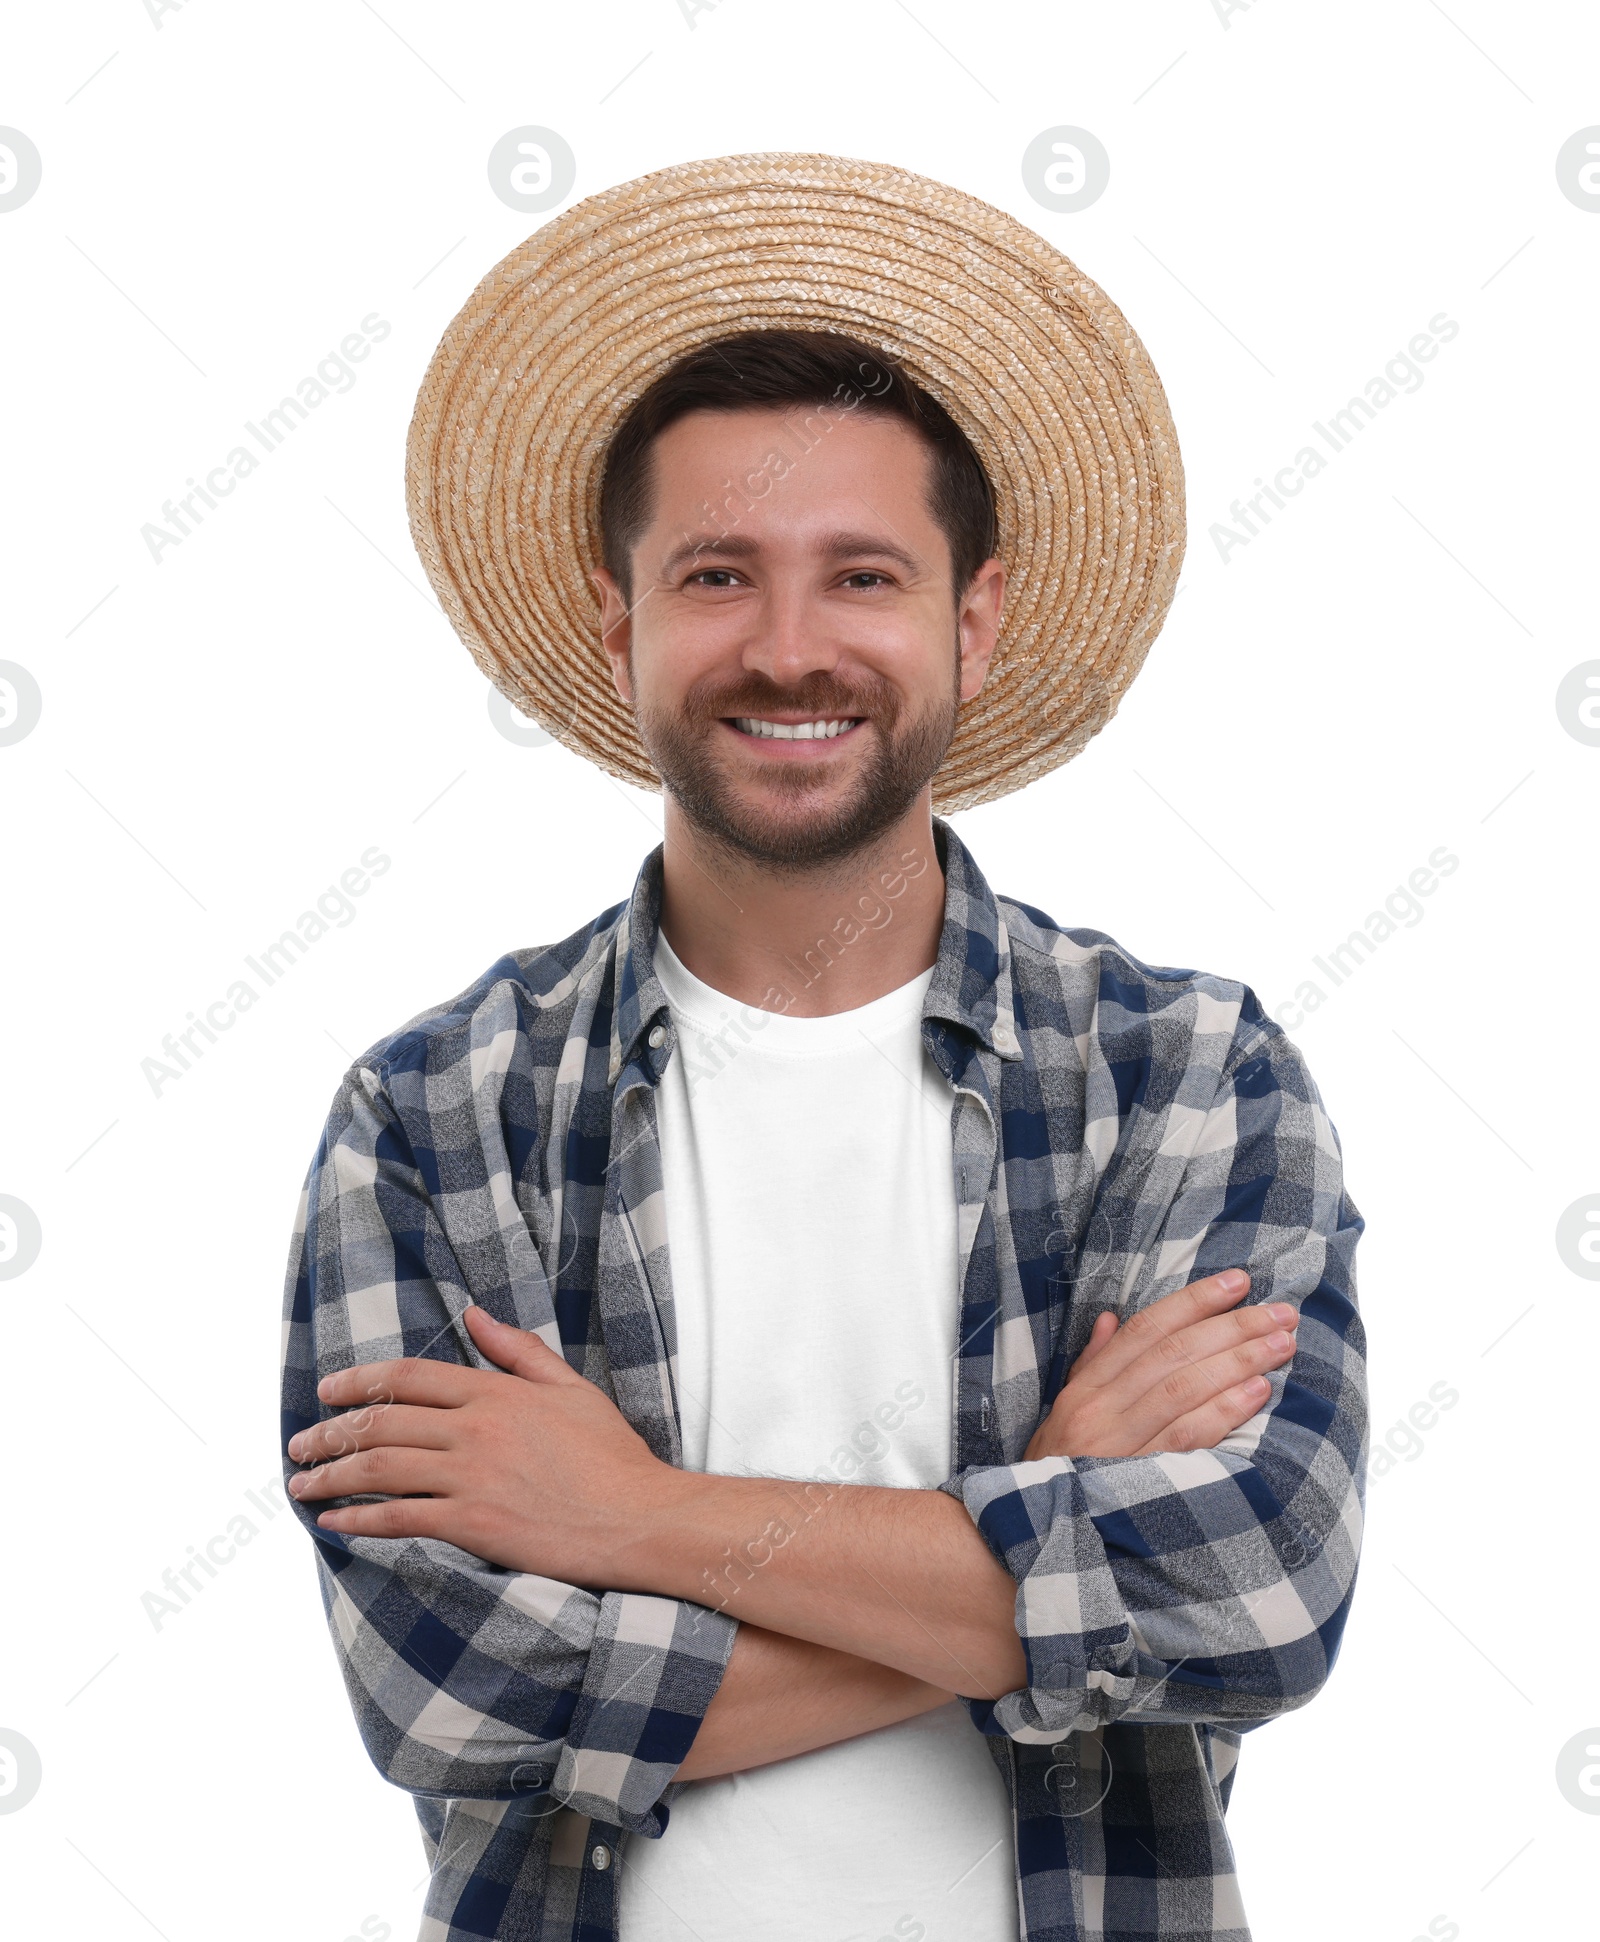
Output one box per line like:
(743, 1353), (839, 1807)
(280, 820), (1367, 1942)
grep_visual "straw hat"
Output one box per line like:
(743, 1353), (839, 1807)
(405, 151), (1185, 812)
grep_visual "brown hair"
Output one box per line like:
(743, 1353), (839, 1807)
(597, 328), (998, 604)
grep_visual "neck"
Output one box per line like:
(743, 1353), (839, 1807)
(655, 792), (947, 1017)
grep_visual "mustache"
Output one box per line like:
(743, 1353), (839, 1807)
(680, 671), (900, 722)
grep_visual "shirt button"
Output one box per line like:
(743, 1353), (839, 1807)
(647, 1025), (667, 1049)
(590, 1843), (613, 1872)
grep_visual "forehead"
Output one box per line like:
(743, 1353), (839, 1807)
(642, 405), (935, 511)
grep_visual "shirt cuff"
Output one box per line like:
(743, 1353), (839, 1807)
(551, 1591), (738, 1834)
(937, 1458), (1139, 1742)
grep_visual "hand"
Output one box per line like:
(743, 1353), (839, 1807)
(285, 1307), (669, 1581)
(1023, 1269), (1298, 1461)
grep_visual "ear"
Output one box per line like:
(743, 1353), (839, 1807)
(590, 566), (635, 705)
(957, 556), (1005, 703)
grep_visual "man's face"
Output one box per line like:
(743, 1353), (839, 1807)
(591, 405), (1003, 869)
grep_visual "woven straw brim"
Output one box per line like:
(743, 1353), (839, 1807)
(405, 151), (1185, 813)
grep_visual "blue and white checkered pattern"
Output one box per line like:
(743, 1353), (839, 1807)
(280, 820), (1368, 1940)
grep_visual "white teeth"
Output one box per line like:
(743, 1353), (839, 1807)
(733, 717), (859, 741)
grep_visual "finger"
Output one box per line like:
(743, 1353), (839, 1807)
(1080, 1270), (1251, 1386)
(1157, 1297), (1304, 1374)
(462, 1306), (583, 1385)
(317, 1357), (484, 1410)
(1132, 1373), (1276, 1457)
(288, 1445), (447, 1504)
(1120, 1298), (1298, 1408)
(1038, 1314), (1131, 1456)
(1075, 1311), (1120, 1370)
(1113, 1329), (1296, 1451)
(288, 1402), (454, 1465)
(313, 1496), (458, 1542)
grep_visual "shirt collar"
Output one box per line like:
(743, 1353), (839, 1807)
(606, 816), (1021, 1085)
(923, 819), (1021, 1062)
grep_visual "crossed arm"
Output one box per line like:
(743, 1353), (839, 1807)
(286, 1271), (1299, 1781)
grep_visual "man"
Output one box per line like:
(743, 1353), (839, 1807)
(281, 155), (1366, 1942)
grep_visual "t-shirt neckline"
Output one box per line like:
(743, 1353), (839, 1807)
(652, 929), (935, 1057)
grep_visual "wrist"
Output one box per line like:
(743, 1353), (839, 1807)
(594, 1457), (723, 1598)
(617, 1468), (794, 1610)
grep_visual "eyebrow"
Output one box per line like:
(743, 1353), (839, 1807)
(655, 529), (926, 579)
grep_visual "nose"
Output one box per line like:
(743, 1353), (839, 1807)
(739, 573), (842, 687)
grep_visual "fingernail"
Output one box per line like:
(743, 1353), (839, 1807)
(1266, 1330), (1294, 1353)
(288, 1473), (307, 1495)
(1217, 1269), (1247, 1293)
(1267, 1303), (1297, 1324)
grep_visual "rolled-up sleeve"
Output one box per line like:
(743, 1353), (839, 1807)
(940, 1014), (1368, 1744)
(280, 1062), (738, 1833)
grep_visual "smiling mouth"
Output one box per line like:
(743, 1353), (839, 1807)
(729, 717), (864, 741)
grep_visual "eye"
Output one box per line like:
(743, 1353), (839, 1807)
(686, 568), (743, 589)
(840, 570), (890, 590)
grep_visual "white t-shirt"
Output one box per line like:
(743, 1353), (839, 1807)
(616, 932), (1019, 1942)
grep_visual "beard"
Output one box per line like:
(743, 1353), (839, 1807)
(634, 659), (959, 871)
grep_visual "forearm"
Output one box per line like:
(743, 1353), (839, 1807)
(674, 1621), (955, 1781)
(618, 1470), (1027, 1700)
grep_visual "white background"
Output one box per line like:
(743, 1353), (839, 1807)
(2, 3), (1596, 1938)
